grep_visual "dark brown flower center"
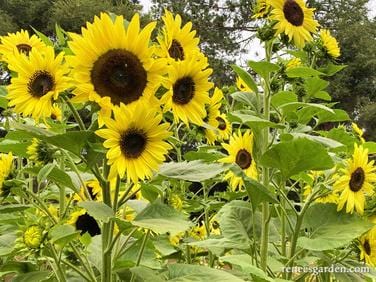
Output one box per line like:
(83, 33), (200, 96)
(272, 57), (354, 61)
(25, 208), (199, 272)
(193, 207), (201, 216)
(173, 76), (195, 105)
(349, 167), (365, 192)
(364, 239), (371, 255)
(76, 213), (101, 236)
(120, 129), (147, 158)
(168, 39), (185, 60)
(28, 71), (55, 98)
(216, 116), (226, 130)
(16, 44), (32, 55)
(283, 0), (304, 26)
(236, 149), (252, 169)
(91, 49), (147, 106)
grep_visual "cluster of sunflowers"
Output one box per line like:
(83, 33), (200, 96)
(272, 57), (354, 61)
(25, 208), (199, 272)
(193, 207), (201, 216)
(0, 0), (375, 280)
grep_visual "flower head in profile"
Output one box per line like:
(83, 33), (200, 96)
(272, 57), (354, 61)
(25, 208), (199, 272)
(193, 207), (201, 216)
(334, 144), (376, 214)
(27, 138), (54, 166)
(267, 0), (319, 48)
(0, 152), (14, 198)
(352, 123), (365, 143)
(320, 29), (340, 59)
(359, 226), (376, 266)
(236, 76), (252, 92)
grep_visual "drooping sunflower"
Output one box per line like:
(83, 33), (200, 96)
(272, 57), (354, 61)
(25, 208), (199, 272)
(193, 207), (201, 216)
(359, 226), (376, 266)
(0, 152), (13, 197)
(157, 10), (201, 62)
(67, 13), (165, 126)
(96, 103), (172, 183)
(73, 179), (102, 202)
(27, 138), (54, 166)
(161, 59), (213, 126)
(267, 0), (319, 48)
(6, 46), (70, 120)
(320, 29), (340, 59)
(352, 123), (365, 143)
(334, 144), (376, 215)
(220, 130), (258, 190)
(68, 209), (101, 236)
(236, 76), (251, 92)
(0, 29), (48, 61)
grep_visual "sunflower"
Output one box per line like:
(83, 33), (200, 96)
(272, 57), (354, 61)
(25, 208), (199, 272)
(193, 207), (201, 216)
(6, 46), (70, 120)
(50, 104), (63, 121)
(0, 152), (13, 197)
(320, 29), (340, 59)
(68, 209), (101, 236)
(204, 88), (231, 144)
(161, 59), (213, 126)
(267, 0), (319, 48)
(27, 138), (54, 166)
(73, 179), (102, 202)
(67, 13), (165, 126)
(359, 226), (376, 266)
(220, 130), (258, 190)
(334, 144), (376, 215)
(253, 0), (271, 19)
(23, 225), (44, 249)
(236, 76), (251, 92)
(352, 122), (365, 143)
(96, 102), (172, 183)
(302, 171), (339, 204)
(169, 194), (183, 211)
(157, 10), (201, 62)
(0, 29), (48, 61)
(286, 57), (302, 70)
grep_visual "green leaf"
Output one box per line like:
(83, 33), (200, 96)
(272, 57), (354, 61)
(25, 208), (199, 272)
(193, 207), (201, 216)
(363, 142), (376, 154)
(318, 63), (347, 76)
(44, 131), (96, 156)
(220, 255), (273, 282)
(317, 109), (350, 124)
(140, 183), (163, 202)
(78, 201), (114, 223)
(130, 266), (166, 282)
(244, 177), (278, 209)
(313, 91), (332, 101)
(0, 140), (31, 157)
(271, 91), (297, 108)
(31, 27), (54, 46)
(322, 128), (357, 150)
(280, 102), (334, 114)
(260, 138), (334, 179)
(230, 111), (284, 129)
(133, 202), (191, 234)
(167, 264), (244, 282)
(49, 225), (80, 247)
(13, 271), (51, 282)
(286, 67), (324, 78)
(189, 238), (243, 250)
(184, 151), (224, 162)
(248, 60), (279, 80)
(290, 133), (345, 149)
(158, 161), (227, 182)
(0, 86), (8, 109)
(0, 261), (36, 275)
(231, 65), (258, 93)
(0, 232), (17, 256)
(304, 77), (329, 99)
(231, 91), (259, 110)
(298, 204), (374, 251)
(0, 204), (31, 214)
(37, 163), (56, 183)
(55, 24), (65, 45)
(217, 201), (253, 247)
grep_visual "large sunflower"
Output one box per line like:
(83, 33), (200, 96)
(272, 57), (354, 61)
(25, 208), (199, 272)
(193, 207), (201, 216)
(0, 29), (47, 61)
(205, 88), (231, 144)
(68, 209), (101, 236)
(320, 29), (340, 59)
(73, 179), (103, 202)
(157, 10), (201, 62)
(96, 103), (172, 183)
(220, 130), (258, 190)
(334, 144), (376, 214)
(161, 59), (213, 126)
(359, 226), (376, 266)
(267, 0), (319, 48)
(6, 46), (70, 120)
(67, 13), (165, 125)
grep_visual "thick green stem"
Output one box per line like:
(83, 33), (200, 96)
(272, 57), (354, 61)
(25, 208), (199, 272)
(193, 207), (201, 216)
(49, 244), (66, 281)
(61, 94), (86, 130)
(130, 230), (150, 282)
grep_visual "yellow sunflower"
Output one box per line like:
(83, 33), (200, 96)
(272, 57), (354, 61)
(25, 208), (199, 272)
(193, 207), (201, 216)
(73, 179), (103, 202)
(0, 29), (48, 61)
(23, 225), (44, 249)
(359, 226), (376, 266)
(27, 138), (54, 166)
(50, 104), (63, 121)
(320, 29), (340, 59)
(96, 103), (172, 183)
(267, 0), (319, 48)
(157, 10), (201, 62)
(0, 152), (13, 197)
(334, 144), (376, 215)
(220, 130), (258, 190)
(253, 0), (271, 19)
(236, 76), (251, 92)
(169, 194), (183, 211)
(352, 122), (365, 143)
(6, 46), (70, 120)
(302, 171), (339, 204)
(286, 57), (302, 70)
(68, 209), (101, 236)
(67, 13), (165, 126)
(161, 59), (213, 126)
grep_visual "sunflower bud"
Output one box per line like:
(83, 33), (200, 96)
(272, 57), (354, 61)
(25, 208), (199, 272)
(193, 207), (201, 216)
(23, 225), (44, 249)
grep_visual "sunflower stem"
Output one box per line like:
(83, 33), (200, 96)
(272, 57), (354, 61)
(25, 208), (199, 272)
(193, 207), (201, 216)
(61, 94), (86, 131)
(130, 229), (150, 282)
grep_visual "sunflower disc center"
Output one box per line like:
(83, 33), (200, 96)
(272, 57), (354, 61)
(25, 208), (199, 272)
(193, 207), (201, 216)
(349, 167), (365, 192)
(364, 239), (371, 255)
(28, 71), (55, 98)
(76, 213), (101, 236)
(236, 149), (252, 169)
(120, 129), (147, 158)
(216, 116), (226, 130)
(173, 76), (195, 105)
(168, 39), (185, 60)
(16, 44), (32, 55)
(283, 0), (304, 26)
(91, 49), (147, 106)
